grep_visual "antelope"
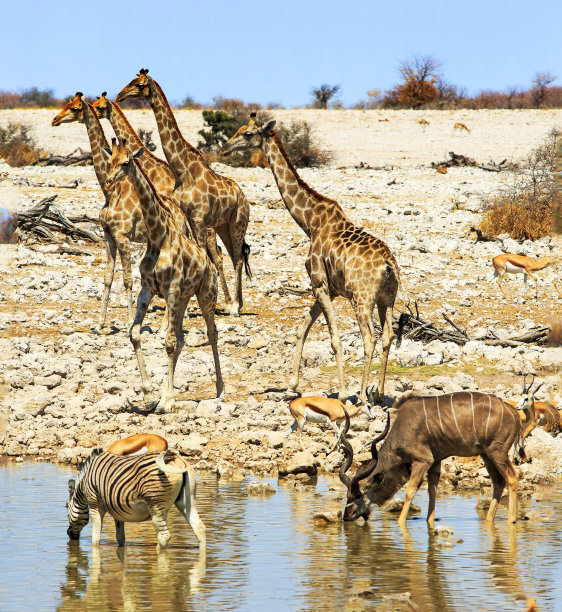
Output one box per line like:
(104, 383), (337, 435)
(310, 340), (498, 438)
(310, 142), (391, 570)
(491, 253), (560, 299)
(339, 392), (523, 527)
(454, 122), (470, 133)
(506, 377), (561, 437)
(107, 434), (168, 456)
(418, 118), (430, 128)
(285, 395), (373, 453)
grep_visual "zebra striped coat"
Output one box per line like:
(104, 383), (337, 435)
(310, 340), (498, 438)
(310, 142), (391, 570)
(66, 449), (206, 549)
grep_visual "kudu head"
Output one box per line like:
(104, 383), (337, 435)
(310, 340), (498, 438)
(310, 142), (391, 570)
(339, 407), (391, 521)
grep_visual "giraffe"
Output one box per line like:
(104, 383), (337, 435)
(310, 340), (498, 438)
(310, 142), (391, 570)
(92, 92), (232, 305)
(116, 69), (251, 316)
(104, 139), (224, 412)
(52, 93), (147, 331)
(221, 114), (404, 404)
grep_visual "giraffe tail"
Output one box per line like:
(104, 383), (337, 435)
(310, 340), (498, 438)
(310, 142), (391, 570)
(242, 242), (252, 280)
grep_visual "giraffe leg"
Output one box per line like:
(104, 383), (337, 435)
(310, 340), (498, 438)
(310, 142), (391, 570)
(130, 286), (157, 409)
(371, 302), (395, 405)
(206, 228), (232, 307)
(98, 229), (118, 331)
(115, 234), (135, 327)
(315, 290), (345, 401)
(355, 303), (376, 402)
(288, 300), (323, 394)
(426, 462), (441, 529)
(197, 269), (224, 398)
(216, 224), (244, 316)
(160, 297), (189, 413)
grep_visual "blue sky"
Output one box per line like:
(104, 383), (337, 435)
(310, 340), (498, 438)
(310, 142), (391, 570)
(1, 0), (560, 107)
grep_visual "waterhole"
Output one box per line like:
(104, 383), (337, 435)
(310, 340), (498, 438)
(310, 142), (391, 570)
(1, 460), (560, 611)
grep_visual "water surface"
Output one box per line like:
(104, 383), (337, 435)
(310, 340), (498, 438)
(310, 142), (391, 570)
(1, 460), (561, 611)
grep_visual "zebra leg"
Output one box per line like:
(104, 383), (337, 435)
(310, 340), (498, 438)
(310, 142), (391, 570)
(150, 511), (171, 550)
(90, 508), (104, 547)
(175, 470), (206, 549)
(115, 520), (125, 547)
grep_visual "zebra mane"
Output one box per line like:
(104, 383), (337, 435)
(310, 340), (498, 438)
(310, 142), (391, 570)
(75, 448), (103, 487)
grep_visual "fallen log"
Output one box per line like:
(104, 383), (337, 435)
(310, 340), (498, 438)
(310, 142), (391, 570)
(32, 147), (93, 167)
(431, 152), (478, 169)
(15, 196), (102, 243)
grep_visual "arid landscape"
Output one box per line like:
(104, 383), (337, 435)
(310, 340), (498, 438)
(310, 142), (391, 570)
(1, 107), (561, 486)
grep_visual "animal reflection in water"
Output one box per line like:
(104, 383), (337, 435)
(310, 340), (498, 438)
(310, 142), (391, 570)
(66, 449), (205, 550)
(339, 392), (523, 526)
(59, 540), (206, 609)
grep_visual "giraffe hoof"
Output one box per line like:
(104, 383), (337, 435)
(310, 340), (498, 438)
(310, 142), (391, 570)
(145, 400), (160, 413)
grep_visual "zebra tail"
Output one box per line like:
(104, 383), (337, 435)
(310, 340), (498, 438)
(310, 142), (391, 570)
(155, 451), (189, 474)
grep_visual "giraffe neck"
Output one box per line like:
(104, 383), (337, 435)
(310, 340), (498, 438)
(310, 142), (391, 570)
(262, 133), (347, 236)
(109, 101), (175, 193)
(146, 79), (203, 183)
(127, 161), (170, 247)
(81, 101), (110, 198)
(107, 101), (144, 150)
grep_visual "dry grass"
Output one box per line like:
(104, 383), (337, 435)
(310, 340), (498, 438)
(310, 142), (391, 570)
(480, 129), (557, 240)
(0, 122), (45, 166)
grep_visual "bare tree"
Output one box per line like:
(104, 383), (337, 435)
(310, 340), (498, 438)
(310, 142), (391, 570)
(531, 72), (556, 108)
(311, 84), (340, 109)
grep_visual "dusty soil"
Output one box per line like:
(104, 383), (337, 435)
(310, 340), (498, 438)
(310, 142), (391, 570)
(0, 108), (561, 492)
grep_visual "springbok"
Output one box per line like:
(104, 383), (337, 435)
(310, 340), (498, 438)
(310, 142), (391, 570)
(418, 118), (430, 129)
(491, 253), (560, 299)
(107, 434), (168, 456)
(454, 122), (470, 134)
(285, 395), (372, 453)
(339, 391), (523, 527)
(506, 377), (561, 438)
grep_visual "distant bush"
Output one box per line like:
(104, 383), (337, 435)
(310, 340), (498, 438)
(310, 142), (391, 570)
(275, 121), (332, 167)
(311, 84), (340, 109)
(480, 130), (556, 240)
(0, 122), (45, 166)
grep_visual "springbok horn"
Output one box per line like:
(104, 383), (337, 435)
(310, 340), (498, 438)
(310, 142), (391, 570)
(522, 374), (528, 394)
(531, 382), (544, 397)
(349, 411), (391, 493)
(338, 407), (353, 489)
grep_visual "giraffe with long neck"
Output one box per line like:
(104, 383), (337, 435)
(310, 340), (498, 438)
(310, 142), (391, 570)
(52, 94), (147, 331)
(222, 114), (404, 403)
(104, 139), (224, 411)
(116, 69), (251, 316)
(92, 92), (232, 305)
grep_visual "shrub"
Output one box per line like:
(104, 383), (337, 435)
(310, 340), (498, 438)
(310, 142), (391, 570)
(480, 130), (557, 240)
(197, 109), (331, 168)
(0, 123), (45, 166)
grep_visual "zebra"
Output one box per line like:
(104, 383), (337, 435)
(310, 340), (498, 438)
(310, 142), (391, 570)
(66, 449), (206, 550)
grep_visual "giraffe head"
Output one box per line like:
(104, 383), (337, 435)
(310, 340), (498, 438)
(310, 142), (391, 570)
(92, 91), (111, 120)
(52, 92), (86, 126)
(220, 113), (276, 156)
(116, 68), (152, 102)
(103, 138), (144, 191)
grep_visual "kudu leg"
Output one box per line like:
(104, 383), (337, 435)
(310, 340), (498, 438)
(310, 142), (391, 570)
(398, 463), (429, 527)
(490, 456), (518, 523)
(426, 462), (441, 529)
(481, 455), (506, 522)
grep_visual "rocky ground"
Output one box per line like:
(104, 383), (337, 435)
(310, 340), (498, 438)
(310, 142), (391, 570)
(0, 108), (561, 495)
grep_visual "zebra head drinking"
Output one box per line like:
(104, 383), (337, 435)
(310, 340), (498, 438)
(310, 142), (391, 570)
(66, 448), (206, 549)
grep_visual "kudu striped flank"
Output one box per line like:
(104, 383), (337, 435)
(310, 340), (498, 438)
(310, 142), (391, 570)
(339, 392), (523, 527)
(66, 449), (205, 549)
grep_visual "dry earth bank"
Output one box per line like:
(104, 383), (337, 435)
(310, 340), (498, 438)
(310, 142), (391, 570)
(1, 109), (561, 503)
